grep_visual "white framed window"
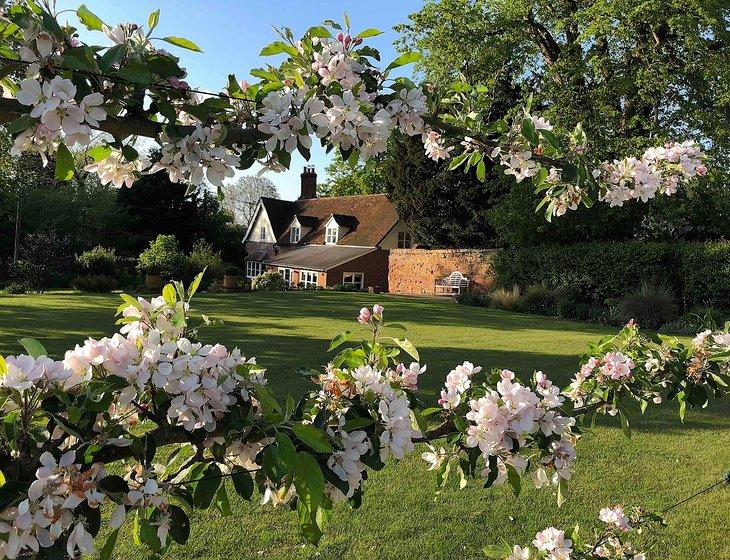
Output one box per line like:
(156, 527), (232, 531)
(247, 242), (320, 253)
(300, 270), (318, 288)
(259, 226), (267, 241)
(246, 261), (263, 278)
(325, 226), (338, 244)
(278, 267), (293, 284)
(397, 231), (413, 249)
(290, 226), (301, 243)
(342, 272), (364, 289)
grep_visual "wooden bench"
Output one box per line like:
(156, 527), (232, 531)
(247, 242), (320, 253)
(434, 271), (470, 295)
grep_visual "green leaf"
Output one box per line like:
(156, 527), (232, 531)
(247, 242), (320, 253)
(385, 51), (422, 72)
(55, 142), (75, 181)
(342, 417), (374, 431)
(292, 423), (334, 453)
(231, 466), (254, 500)
(98, 528), (119, 560)
(327, 330), (354, 352)
(162, 36), (203, 52)
(214, 484), (232, 516)
(382, 337), (419, 361)
(162, 283), (177, 306)
(505, 464), (521, 497)
(192, 463), (222, 509)
(619, 408), (631, 437)
(121, 144), (139, 162)
(5, 114), (35, 134)
(293, 451), (326, 545)
(117, 63), (153, 85)
(306, 26), (332, 38)
(76, 4), (105, 31)
(187, 270), (205, 300)
(168, 504), (190, 544)
(147, 10), (160, 33)
(87, 145), (111, 162)
(19, 337), (47, 358)
(356, 28), (383, 39)
(260, 41), (298, 57)
(557, 476), (567, 507)
(476, 159), (486, 182)
(98, 44), (126, 72)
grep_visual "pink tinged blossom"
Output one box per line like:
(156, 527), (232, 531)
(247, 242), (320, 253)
(373, 304), (384, 316)
(357, 307), (371, 323)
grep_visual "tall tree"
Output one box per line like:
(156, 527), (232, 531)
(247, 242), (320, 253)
(397, 0), (729, 163)
(318, 152), (387, 197)
(220, 175), (278, 226)
(385, 0), (730, 246)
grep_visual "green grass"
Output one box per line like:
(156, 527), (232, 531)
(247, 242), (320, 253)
(1, 290), (728, 560)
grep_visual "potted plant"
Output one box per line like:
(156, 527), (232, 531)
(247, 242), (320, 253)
(224, 265), (240, 288)
(145, 266), (163, 289)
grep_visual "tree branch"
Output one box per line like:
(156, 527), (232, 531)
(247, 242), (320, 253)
(0, 97), (265, 147)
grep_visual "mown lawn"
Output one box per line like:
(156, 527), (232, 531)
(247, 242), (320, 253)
(0, 290), (728, 560)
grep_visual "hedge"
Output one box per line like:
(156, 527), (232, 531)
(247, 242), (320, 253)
(492, 241), (730, 309)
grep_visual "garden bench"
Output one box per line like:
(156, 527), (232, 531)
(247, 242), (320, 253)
(434, 271), (470, 295)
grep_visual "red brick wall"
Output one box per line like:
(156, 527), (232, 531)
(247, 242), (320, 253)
(388, 249), (497, 295)
(326, 249), (390, 291)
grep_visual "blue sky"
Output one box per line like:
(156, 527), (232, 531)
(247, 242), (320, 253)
(56, 0), (423, 199)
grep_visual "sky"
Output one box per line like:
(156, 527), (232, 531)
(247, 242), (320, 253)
(55, 0), (424, 200)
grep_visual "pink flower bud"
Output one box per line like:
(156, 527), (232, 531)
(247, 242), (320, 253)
(344, 34), (352, 46)
(626, 319), (637, 328)
(373, 304), (384, 316)
(240, 80), (250, 92)
(353, 37), (363, 45)
(358, 307), (371, 324)
(336, 32), (344, 43)
(696, 165), (707, 176)
(500, 369), (515, 381)
(69, 36), (80, 47)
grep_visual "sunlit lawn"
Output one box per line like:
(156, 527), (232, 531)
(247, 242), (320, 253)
(1, 290), (728, 560)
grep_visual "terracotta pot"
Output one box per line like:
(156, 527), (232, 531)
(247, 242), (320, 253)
(223, 275), (239, 288)
(145, 274), (163, 290)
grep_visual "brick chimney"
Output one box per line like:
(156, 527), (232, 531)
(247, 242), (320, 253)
(299, 165), (317, 199)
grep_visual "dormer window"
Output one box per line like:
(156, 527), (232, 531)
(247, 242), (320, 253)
(325, 225), (339, 244)
(259, 226), (267, 241)
(290, 226), (301, 243)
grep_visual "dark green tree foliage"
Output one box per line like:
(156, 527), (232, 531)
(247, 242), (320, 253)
(389, 0), (730, 246)
(318, 152), (387, 197)
(381, 134), (513, 247)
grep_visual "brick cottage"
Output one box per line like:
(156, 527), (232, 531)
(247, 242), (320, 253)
(243, 167), (414, 291)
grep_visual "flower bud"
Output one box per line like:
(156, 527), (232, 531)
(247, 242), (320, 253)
(373, 304), (384, 316)
(358, 307), (371, 323)
(336, 32), (344, 42)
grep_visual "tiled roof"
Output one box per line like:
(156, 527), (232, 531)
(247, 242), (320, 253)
(264, 245), (375, 271)
(276, 194), (399, 247)
(260, 197), (296, 238)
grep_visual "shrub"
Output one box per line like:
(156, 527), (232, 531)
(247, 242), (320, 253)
(225, 265), (241, 276)
(488, 286), (522, 311)
(187, 240), (225, 286)
(618, 282), (678, 329)
(455, 291), (488, 307)
(3, 281), (30, 294)
(492, 241), (730, 309)
(659, 305), (728, 335)
(518, 283), (560, 315)
(72, 274), (118, 293)
(138, 235), (186, 277)
(675, 242), (730, 309)
(12, 231), (73, 292)
(252, 271), (288, 291)
(332, 282), (363, 292)
(77, 246), (118, 277)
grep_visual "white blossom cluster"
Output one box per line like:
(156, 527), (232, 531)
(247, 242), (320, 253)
(148, 124), (240, 187)
(84, 148), (149, 188)
(422, 129), (452, 161)
(505, 506), (647, 560)
(490, 115), (553, 182)
(13, 76), (106, 162)
(0, 451), (107, 560)
(433, 367), (578, 490)
(597, 141), (706, 207)
(0, 354), (86, 393)
(310, 360), (423, 501)
(567, 352), (636, 412)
